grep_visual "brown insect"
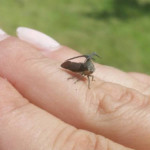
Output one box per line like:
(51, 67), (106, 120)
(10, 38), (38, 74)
(61, 52), (100, 89)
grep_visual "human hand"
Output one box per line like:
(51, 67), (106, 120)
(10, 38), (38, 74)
(0, 27), (150, 150)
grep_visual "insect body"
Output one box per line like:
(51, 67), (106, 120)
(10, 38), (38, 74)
(61, 52), (99, 89)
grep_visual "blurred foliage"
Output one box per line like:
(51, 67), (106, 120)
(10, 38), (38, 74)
(0, 0), (150, 74)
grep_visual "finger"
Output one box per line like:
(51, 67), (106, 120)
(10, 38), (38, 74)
(48, 48), (150, 95)
(0, 37), (149, 149)
(129, 72), (150, 85)
(16, 27), (150, 95)
(0, 77), (132, 150)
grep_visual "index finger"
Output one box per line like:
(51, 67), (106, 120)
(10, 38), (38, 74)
(16, 27), (150, 95)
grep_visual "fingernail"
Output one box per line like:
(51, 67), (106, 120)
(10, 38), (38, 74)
(0, 29), (9, 41)
(16, 27), (61, 51)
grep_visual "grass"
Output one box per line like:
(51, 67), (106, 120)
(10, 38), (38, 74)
(0, 0), (150, 74)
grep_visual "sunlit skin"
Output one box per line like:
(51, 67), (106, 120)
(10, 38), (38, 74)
(0, 37), (150, 150)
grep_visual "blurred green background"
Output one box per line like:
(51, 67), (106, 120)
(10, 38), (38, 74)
(0, 0), (150, 74)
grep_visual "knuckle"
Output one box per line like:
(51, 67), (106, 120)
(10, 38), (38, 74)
(0, 36), (49, 77)
(62, 130), (108, 150)
(0, 37), (31, 70)
(99, 89), (134, 115)
(0, 36), (41, 66)
(71, 132), (96, 150)
(86, 82), (149, 120)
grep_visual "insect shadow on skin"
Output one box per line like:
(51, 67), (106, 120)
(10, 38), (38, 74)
(61, 52), (100, 89)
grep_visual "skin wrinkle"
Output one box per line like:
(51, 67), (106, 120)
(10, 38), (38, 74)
(69, 131), (123, 150)
(85, 80), (106, 114)
(61, 128), (78, 150)
(31, 120), (56, 150)
(121, 89), (150, 109)
(51, 125), (76, 150)
(93, 135), (99, 150)
(0, 101), (30, 121)
(118, 89), (134, 103)
(97, 81), (148, 107)
(97, 86), (149, 122)
(99, 94), (119, 114)
(95, 90), (106, 115)
(24, 56), (60, 76)
(71, 131), (96, 150)
(24, 58), (63, 93)
(94, 135), (108, 150)
(52, 125), (68, 149)
(101, 82), (130, 101)
(90, 82), (132, 116)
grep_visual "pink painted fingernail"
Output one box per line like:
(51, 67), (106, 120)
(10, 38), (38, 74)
(0, 29), (9, 41)
(16, 27), (61, 51)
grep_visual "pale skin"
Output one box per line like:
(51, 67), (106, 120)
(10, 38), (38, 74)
(0, 37), (150, 150)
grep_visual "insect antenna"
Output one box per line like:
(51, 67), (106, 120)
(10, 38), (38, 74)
(83, 52), (101, 63)
(66, 55), (87, 61)
(87, 52), (101, 60)
(66, 52), (101, 62)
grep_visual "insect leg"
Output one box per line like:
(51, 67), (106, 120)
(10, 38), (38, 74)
(87, 75), (91, 89)
(67, 76), (75, 80)
(74, 72), (84, 84)
(90, 75), (95, 81)
(74, 78), (80, 84)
